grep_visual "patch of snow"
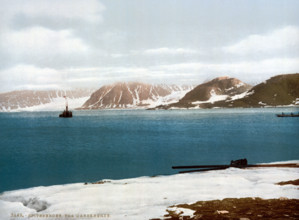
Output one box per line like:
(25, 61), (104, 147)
(258, 101), (267, 106)
(126, 85), (137, 105)
(236, 82), (245, 88)
(225, 87), (234, 92)
(190, 105), (201, 109)
(166, 207), (195, 217)
(142, 89), (191, 108)
(169, 106), (188, 110)
(118, 91), (123, 104)
(229, 90), (254, 101)
(192, 89), (228, 105)
(134, 87), (140, 103)
(276, 104), (298, 107)
(215, 210), (229, 214)
(230, 92), (247, 100)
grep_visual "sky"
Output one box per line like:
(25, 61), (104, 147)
(0, 0), (299, 92)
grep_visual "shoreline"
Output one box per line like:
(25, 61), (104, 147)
(2, 160), (299, 194)
(1, 104), (299, 112)
(0, 162), (298, 220)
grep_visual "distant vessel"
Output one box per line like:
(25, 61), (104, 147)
(276, 112), (299, 117)
(59, 96), (72, 118)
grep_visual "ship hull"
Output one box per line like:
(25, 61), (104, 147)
(276, 113), (299, 117)
(59, 110), (72, 118)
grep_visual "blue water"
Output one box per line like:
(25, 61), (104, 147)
(0, 108), (298, 192)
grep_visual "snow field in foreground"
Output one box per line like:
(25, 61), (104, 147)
(0, 161), (298, 220)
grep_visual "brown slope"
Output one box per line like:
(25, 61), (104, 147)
(80, 82), (191, 109)
(182, 76), (251, 101)
(207, 73), (299, 108)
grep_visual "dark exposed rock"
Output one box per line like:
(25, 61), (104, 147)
(276, 179), (299, 186)
(156, 197), (299, 220)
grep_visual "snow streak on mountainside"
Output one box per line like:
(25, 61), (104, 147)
(0, 89), (94, 112)
(80, 82), (193, 109)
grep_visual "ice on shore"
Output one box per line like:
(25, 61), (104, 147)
(0, 161), (298, 220)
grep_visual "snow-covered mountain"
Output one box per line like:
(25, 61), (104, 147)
(206, 73), (299, 108)
(0, 89), (94, 112)
(155, 76), (252, 109)
(80, 82), (193, 109)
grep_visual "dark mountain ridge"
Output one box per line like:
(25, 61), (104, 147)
(207, 73), (299, 108)
(155, 73), (299, 109)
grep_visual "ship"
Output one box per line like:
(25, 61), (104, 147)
(276, 112), (299, 117)
(59, 96), (72, 118)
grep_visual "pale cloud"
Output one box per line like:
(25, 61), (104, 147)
(153, 57), (299, 83)
(0, 0), (102, 69)
(1, 27), (89, 57)
(158, 58), (299, 74)
(1, 56), (298, 92)
(110, 53), (127, 58)
(0, 65), (66, 91)
(0, 1), (298, 92)
(224, 26), (299, 55)
(68, 58), (299, 86)
(1, 0), (105, 27)
(158, 62), (204, 71)
(0, 65), (152, 92)
(143, 47), (199, 55)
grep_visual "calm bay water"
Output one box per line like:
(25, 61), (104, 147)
(0, 108), (298, 192)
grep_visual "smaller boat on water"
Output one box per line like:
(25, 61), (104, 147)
(276, 112), (299, 117)
(59, 96), (72, 118)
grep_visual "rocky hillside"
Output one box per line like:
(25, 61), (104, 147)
(0, 89), (94, 111)
(2, 74), (297, 111)
(156, 77), (252, 109)
(80, 82), (193, 109)
(203, 73), (299, 108)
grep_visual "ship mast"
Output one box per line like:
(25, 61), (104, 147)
(64, 96), (68, 112)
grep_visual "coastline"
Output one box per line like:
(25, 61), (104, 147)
(0, 161), (298, 220)
(0, 100), (298, 112)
